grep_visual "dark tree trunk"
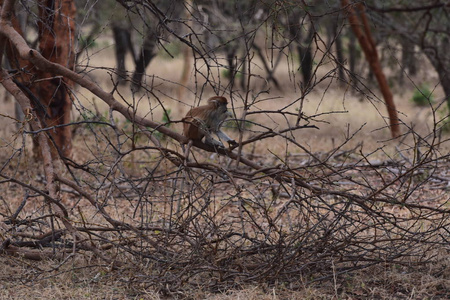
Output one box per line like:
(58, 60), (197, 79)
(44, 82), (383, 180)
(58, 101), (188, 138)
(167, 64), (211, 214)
(297, 37), (313, 90)
(333, 25), (346, 86)
(251, 43), (281, 89)
(240, 56), (247, 91)
(226, 50), (235, 78)
(287, 10), (314, 92)
(428, 56), (450, 111)
(112, 26), (132, 85)
(2, 5), (29, 129)
(440, 74), (450, 112)
(226, 47), (237, 87)
(400, 38), (417, 85)
(131, 31), (157, 92)
(131, 48), (156, 92)
(348, 30), (359, 90)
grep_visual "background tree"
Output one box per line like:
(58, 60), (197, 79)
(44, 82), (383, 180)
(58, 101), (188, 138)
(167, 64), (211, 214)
(35, 0), (76, 158)
(367, 1), (450, 111)
(342, 0), (400, 137)
(1, 0), (76, 158)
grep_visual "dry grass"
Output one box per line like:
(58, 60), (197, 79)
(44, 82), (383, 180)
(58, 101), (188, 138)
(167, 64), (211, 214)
(0, 254), (448, 299)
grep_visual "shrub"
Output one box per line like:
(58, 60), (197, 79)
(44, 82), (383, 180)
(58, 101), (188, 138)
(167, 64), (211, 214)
(411, 84), (434, 106)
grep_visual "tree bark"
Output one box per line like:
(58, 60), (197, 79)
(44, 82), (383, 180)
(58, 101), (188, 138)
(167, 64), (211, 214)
(35, 0), (76, 158)
(342, 0), (401, 138)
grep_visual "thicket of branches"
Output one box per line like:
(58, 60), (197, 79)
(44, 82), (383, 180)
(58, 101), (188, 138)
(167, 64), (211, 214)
(0, 0), (449, 295)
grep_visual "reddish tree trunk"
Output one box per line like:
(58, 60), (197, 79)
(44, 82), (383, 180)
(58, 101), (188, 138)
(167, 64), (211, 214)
(34, 0), (76, 157)
(341, 0), (401, 138)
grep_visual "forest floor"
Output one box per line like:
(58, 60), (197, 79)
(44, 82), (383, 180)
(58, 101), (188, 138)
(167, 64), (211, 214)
(0, 46), (449, 299)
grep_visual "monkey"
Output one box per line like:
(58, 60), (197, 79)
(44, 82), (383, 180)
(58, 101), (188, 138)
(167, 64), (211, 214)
(182, 96), (237, 161)
(183, 96), (237, 147)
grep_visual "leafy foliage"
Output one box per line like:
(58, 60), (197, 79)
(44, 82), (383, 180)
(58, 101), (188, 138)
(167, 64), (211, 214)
(411, 84), (434, 106)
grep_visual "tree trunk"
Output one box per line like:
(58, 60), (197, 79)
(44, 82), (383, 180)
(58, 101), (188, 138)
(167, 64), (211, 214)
(333, 25), (346, 86)
(131, 29), (157, 92)
(297, 25), (314, 92)
(400, 38), (417, 85)
(342, 0), (400, 138)
(2, 3), (29, 128)
(177, 43), (191, 100)
(252, 43), (281, 89)
(287, 10), (314, 92)
(347, 30), (360, 91)
(35, 0), (76, 158)
(112, 25), (132, 85)
(440, 74), (450, 112)
(226, 47), (237, 86)
(428, 56), (450, 112)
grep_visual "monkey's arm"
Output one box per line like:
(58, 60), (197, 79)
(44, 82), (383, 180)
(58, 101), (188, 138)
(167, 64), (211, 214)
(215, 130), (237, 147)
(204, 133), (225, 148)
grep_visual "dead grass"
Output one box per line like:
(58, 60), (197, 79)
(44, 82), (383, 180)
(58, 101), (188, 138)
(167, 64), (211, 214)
(0, 254), (448, 299)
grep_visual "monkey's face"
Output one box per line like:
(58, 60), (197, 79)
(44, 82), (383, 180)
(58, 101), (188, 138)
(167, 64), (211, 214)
(216, 102), (232, 121)
(217, 102), (228, 114)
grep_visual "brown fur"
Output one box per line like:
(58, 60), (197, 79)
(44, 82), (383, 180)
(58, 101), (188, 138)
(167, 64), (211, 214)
(183, 96), (231, 144)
